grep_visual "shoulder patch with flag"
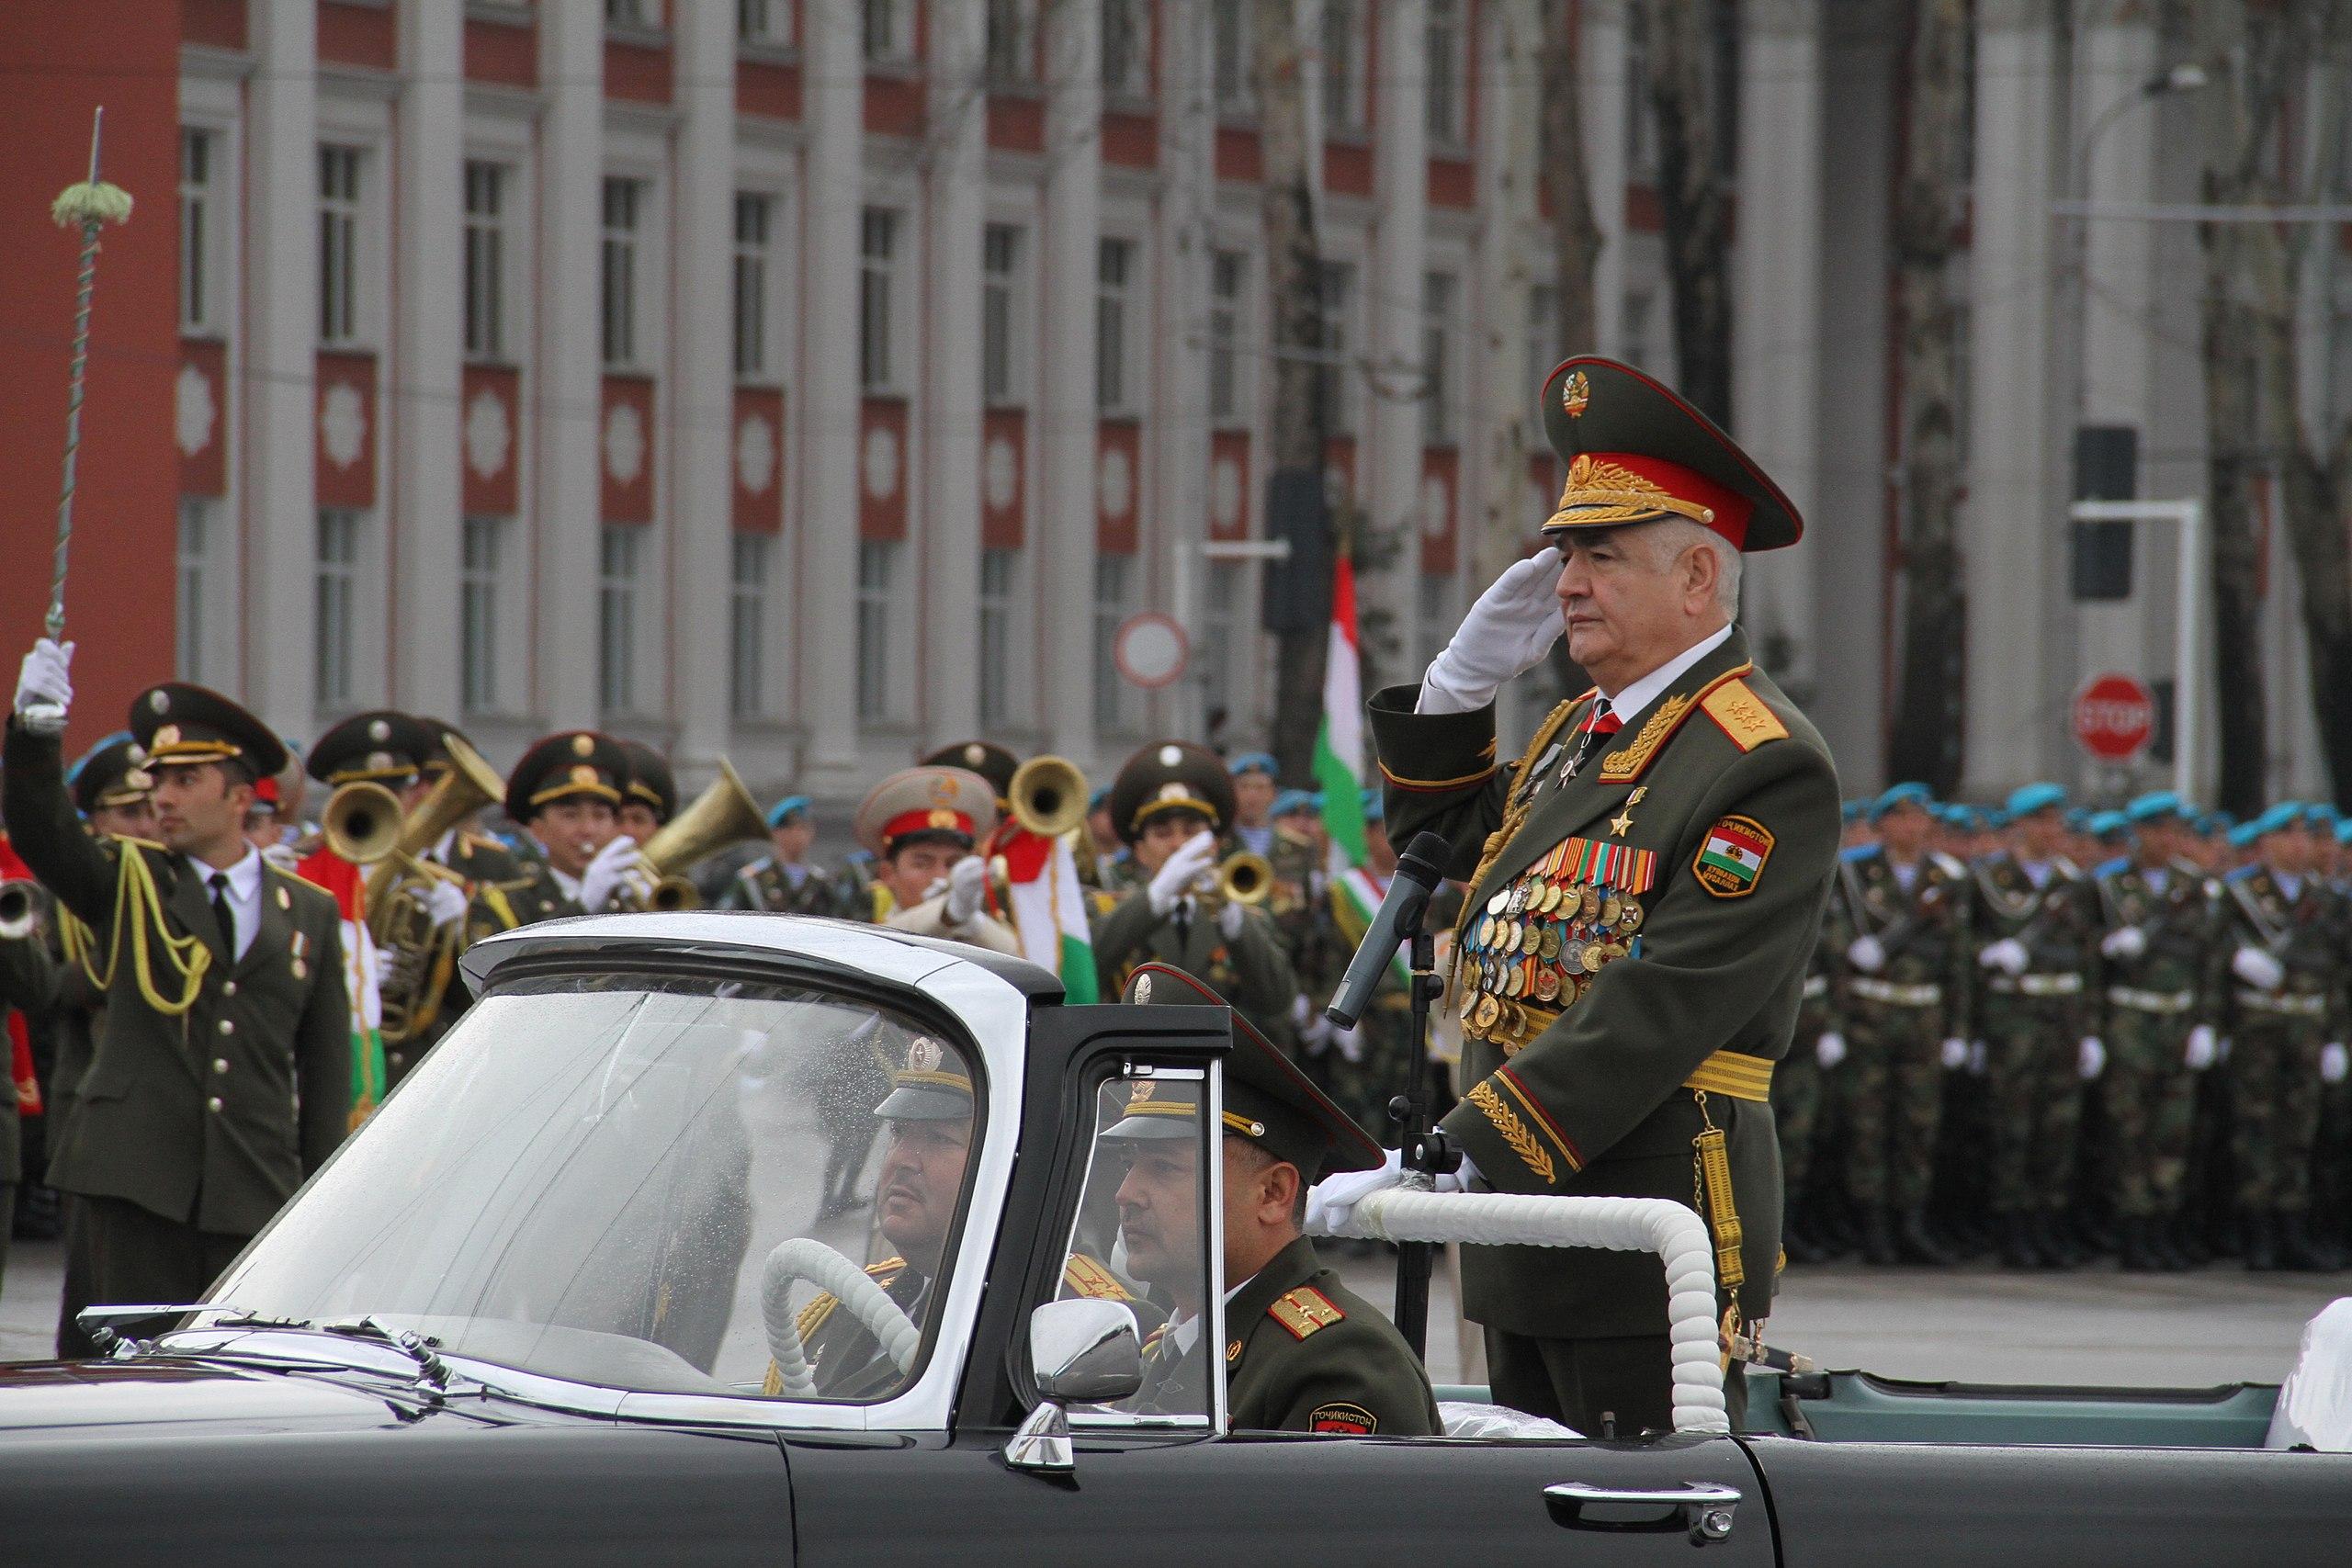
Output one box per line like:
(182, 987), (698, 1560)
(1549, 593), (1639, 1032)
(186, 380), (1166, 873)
(1693, 816), (1774, 898)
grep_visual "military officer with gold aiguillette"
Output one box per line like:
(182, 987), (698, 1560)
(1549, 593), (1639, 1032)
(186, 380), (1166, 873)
(1361, 359), (1840, 1437)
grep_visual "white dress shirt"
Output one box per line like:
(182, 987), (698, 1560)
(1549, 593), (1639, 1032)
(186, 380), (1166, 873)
(188, 845), (264, 960)
(1591, 623), (1735, 730)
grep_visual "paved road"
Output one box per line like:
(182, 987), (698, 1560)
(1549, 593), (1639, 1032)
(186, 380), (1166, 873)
(7, 1234), (2344, 1391)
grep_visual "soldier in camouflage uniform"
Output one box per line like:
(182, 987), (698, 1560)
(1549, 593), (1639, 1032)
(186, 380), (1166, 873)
(721, 795), (849, 917)
(2093, 792), (2222, 1271)
(2221, 803), (2349, 1271)
(1837, 784), (1972, 1266)
(1965, 783), (2101, 1269)
(1777, 908), (1847, 1262)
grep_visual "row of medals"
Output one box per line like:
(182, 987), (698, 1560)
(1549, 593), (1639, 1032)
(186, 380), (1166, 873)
(1456, 865), (1645, 1037)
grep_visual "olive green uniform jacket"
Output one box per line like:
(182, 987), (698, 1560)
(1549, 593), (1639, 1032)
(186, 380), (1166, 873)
(1372, 628), (1839, 1339)
(1092, 892), (1301, 1048)
(1224, 1235), (1440, 1436)
(4, 722), (351, 1237)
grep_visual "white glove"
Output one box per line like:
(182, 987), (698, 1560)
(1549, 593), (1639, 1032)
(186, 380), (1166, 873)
(2077, 1036), (2107, 1080)
(1333, 1022), (1365, 1063)
(1978, 937), (2030, 976)
(1299, 1012), (1335, 1053)
(2184, 1024), (2218, 1072)
(2324, 1043), (2349, 1085)
(1217, 897), (1247, 942)
(13, 637), (73, 734)
(1147, 832), (1218, 918)
(1290, 994), (1312, 1028)
(261, 841), (301, 874)
(2232, 946), (2285, 990)
(1846, 935), (1887, 975)
(1418, 547), (1564, 715)
(577, 835), (645, 912)
(1968, 1039), (1988, 1076)
(1940, 1036), (1968, 1070)
(943, 855), (988, 926)
(421, 878), (470, 930)
(2101, 926), (2147, 961)
(1306, 1147), (1404, 1233)
(1815, 1031), (1847, 1069)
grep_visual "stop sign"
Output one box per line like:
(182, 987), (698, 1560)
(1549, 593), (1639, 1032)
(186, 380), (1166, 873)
(2073, 673), (2154, 761)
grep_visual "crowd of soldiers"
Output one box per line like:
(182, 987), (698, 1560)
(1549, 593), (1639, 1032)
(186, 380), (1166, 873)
(1791, 781), (2352, 1273)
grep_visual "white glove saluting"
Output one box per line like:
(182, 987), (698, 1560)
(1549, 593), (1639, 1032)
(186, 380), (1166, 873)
(2184, 1025), (2218, 1072)
(943, 854), (989, 927)
(578, 835), (645, 913)
(422, 878), (471, 931)
(1147, 831), (1218, 918)
(1419, 547), (1564, 715)
(13, 637), (73, 736)
(2232, 945), (2285, 991)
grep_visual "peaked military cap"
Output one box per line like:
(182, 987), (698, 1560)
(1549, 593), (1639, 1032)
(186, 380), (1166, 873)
(920, 740), (1020, 806)
(307, 710), (436, 787)
(503, 730), (629, 820)
(67, 730), (152, 816)
(129, 682), (288, 778)
(873, 1032), (975, 1122)
(415, 717), (471, 781)
(854, 765), (1000, 858)
(1108, 740), (1236, 845)
(1108, 963), (1384, 1184)
(616, 739), (678, 823)
(1538, 355), (1803, 550)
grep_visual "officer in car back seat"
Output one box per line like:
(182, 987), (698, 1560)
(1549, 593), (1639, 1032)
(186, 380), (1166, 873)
(1110, 963), (1440, 1435)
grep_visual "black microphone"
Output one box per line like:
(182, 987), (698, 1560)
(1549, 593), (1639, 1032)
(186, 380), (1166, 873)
(1325, 830), (1450, 1030)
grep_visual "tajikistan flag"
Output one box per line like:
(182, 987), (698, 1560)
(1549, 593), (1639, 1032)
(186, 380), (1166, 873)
(295, 847), (390, 1124)
(997, 829), (1100, 1004)
(1313, 556), (1368, 871)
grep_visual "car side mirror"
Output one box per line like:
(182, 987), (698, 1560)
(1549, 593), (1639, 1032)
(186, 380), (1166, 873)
(1004, 1298), (1142, 1474)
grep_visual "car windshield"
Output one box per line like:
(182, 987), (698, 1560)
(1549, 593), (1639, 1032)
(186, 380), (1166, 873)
(206, 968), (981, 1403)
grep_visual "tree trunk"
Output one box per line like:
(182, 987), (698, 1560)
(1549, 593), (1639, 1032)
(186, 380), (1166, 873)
(1256, 0), (1332, 785)
(1637, 0), (1732, 424)
(1883, 0), (1970, 794)
(1544, 0), (1606, 364)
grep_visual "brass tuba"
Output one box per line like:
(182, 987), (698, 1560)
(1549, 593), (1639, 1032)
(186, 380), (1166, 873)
(1007, 755), (1088, 839)
(360, 736), (508, 1044)
(632, 758), (767, 910)
(322, 780), (404, 865)
(0, 879), (41, 942)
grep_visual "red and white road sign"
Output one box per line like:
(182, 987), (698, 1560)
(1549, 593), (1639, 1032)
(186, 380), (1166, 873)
(2073, 673), (2155, 761)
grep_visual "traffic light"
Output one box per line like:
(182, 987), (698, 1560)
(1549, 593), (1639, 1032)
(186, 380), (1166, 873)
(2072, 424), (2137, 602)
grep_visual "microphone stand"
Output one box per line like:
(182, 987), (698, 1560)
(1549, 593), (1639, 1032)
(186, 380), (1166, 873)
(1387, 901), (1458, 1359)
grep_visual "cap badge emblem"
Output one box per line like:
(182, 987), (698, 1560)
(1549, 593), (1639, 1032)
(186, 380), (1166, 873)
(928, 773), (959, 806)
(1562, 370), (1591, 418)
(153, 725), (181, 749)
(368, 718), (391, 742)
(907, 1037), (942, 1074)
(149, 691), (170, 714)
(1158, 744), (1183, 767)
(571, 734), (596, 758)
(1157, 783), (1189, 805)
(1134, 973), (1153, 1004)
(927, 809), (958, 829)
(569, 764), (599, 787)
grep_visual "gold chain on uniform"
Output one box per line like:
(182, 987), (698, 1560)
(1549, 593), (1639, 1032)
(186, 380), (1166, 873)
(71, 848), (211, 1016)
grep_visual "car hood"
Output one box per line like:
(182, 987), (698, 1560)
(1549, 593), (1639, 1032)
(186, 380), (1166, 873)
(0, 1357), (429, 1438)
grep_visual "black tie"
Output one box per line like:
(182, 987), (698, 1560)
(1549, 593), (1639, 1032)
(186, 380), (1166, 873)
(1171, 898), (1191, 949)
(208, 872), (235, 957)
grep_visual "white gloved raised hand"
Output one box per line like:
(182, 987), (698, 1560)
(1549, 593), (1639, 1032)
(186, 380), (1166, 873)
(2324, 1043), (2350, 1085)
(1846, 934), (1887, 975)
(2232, 946), (2285, 991)
(1940, 1036), (1969, 1071)
(1815, 1031), (1847, 1069)
(261, 840), (301, 874)
(2077, 1036), (2107, 1080)
(13, 637), (73, 735)
(2101, 926), (2147, 962)
(421, 878), (471, 930)
(1217, 897), (1248, 942)
(2184, 1024), (2219, 1072)
(1978, 937), (2030, 976)
(1418, 547), (1564, 715)
(943, 854), (989, 926)
(577, 835), (646, 912)
(1147, 831), (1218, 918)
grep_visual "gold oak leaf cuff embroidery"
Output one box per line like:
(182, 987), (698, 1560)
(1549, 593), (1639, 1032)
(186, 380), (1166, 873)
(1469, 1080), (1557, 1185)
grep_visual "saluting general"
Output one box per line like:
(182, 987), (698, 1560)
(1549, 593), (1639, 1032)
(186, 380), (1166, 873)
(1368, 358), (1840, 1437)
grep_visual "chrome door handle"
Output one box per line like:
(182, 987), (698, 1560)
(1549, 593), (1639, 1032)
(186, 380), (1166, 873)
(1544, 1482), (1741, 1545)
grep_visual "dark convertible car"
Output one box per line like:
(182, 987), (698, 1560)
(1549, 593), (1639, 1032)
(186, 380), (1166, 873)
(1, 913), (2346, 1564)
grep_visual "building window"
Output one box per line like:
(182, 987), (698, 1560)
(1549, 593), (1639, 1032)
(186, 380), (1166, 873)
(1208, 249), (1245, 424)
(730, 532), (771, 720)
(982, 222), (1023, 406)
(180, 129), (217, 333)
(461, 515), (503, 715)
(860, 207), (900, 393)
(738, 0), (789, 46)
(734, 192), (773, 379)
(601, 177), (643, 368)
(863, 0), (911, 62)
(1092, 555), (1134, 736)
(1321, 1), (1363, 135)
(463, 161), (507, 360)
(856, 539), (896, 718)
(1211, 0), (1252, 114)
(985, 0), (1033, 85)
(978, 547), (1019, 727)
(599, 525), (641, 715)
(1102, 0), (1148, 97)
(315, 508), (362, 709)
(318, 144), (362, 345)
(1317, 261), (1353, 434)
(1097, 238), (1135, 414)
(1423, 271), (1457, 446)
(1198, 560), (1241, 720)
(1427, 0), (1465, 146)
(176, 498), (211, 681)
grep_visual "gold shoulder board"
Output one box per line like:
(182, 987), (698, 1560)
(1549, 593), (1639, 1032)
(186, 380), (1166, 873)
(1268, 1286), (1347, 1340)
(1061, 1254), (1134, 1303)
(1699, 677), (1790, 753)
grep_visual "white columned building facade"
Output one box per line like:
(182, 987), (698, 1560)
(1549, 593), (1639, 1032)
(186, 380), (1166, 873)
(921, 0), (987, 745)
(535, 4), (605, 733)
(1038, 0), (1103, 766)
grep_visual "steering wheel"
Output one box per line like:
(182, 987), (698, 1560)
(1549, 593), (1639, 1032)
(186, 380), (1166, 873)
(759, 1237), (922, 1398)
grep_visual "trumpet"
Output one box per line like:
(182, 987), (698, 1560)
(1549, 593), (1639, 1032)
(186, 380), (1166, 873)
(1008, 755), (1088, 839)
(0, 878), (41, 942)
(1190, 851), (1273, 908)
(628, 758), (767, 910)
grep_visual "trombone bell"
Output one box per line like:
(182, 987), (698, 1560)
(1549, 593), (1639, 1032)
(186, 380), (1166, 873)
(1009, 755), (1089, 840)
(323, 781), (405, 865)
(638, 758), (769, 893)
(0, 879), (40, 942)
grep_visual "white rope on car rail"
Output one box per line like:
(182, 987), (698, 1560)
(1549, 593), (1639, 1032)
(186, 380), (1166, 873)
(1314, 1186), (1730, 1435)
(759, 1238), (923, 1398)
